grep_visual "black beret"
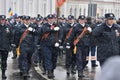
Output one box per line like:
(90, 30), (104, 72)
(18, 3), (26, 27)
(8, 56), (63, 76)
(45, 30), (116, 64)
(78, 15), (86, 20)
(36, 17), (41, 21)
(25, 16), (30, 20)
(47, 14), (54, 19)
(105, 13), (115, 19)
(68, 15), (74, 20)
(0, 15), (6, 20)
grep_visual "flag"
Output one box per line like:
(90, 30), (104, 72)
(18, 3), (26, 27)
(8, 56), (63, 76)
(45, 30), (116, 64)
(8, 7), (13, 17)
(56, 0), (66, 7)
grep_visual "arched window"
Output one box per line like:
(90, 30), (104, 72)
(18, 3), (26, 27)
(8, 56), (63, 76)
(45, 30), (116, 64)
(84, 8), (86, 15)
(108, 9), (110, 13)
(111, 9), (112, 13)
(70, 8), (72, 15)
(101, 8), (103, 16)
(105, 9), (107, 13)
(74, 8), (77, 18)
(79, 8), (81, 15)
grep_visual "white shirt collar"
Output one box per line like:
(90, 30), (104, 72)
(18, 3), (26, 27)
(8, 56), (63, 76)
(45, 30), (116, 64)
(106, 23), (113, 28)
(25, 24), (29, 28)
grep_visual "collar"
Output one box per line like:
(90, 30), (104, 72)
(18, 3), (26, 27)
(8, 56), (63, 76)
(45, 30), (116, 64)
(106, 23), (113, 28)
(80, 23), (85, 27)
(24, 24), (29, 28)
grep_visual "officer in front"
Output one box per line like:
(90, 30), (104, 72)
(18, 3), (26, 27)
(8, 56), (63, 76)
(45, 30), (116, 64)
(0, 15), (12, 79)
(92, 13), (120, 66)
(40, 14), (59, 79)
(63, 15), (76, 75)
(16, 16), (38, 79)
(68, 15), (92, 78)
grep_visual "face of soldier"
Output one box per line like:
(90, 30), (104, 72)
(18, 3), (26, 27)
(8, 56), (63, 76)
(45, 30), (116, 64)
(48, 18), (54, 24)
(68, 19), (74, 24)
(106, 18), (114, 26)
(24, 20), (30, 25)
(79, 19), (85, 24)
(0, 19), (6, 25)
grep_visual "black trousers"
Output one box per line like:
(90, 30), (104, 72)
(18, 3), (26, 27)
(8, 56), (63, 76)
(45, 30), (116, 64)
(99, 59), (105, 67)
(0, 50), (8, 70)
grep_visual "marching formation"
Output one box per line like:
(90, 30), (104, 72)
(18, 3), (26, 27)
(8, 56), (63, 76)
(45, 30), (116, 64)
(0, 13), (120, 80)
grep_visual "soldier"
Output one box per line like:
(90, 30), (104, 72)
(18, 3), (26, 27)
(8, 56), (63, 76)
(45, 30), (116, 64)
(33, 17), (43, 66)
(16, 16), (38, 79)
(92, 13), (120, 66)
(86, 17), (98, 67)
(0, 15), (12, 79)
(68, 15), (92, 78)
(63, 15), (76, 75)
(11, 16), (21, 59)
(40, 14), (60, 79)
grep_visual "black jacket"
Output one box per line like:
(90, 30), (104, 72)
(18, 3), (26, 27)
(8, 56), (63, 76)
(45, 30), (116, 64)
(68, 23), (90, 47)
(40, 23), (59, 47)
(16, 23), (38, 48)
(92, 23), (120, 61)
(0, 24), (12, 51)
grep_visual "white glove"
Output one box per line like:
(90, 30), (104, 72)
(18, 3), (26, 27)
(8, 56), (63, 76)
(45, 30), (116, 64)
(66, 43), (70, 49)
(28, 27), (35, 32)
(59, 46), (63, 49)
(55, 42), (59, 47)
(87, 27), (92, 32)
(54, 27), (60, 31)
(11, 44), (16, 47)
(66, 46), (70, 49)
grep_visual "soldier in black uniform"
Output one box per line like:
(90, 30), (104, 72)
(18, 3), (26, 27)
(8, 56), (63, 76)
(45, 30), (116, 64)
(33, 17), (43, 66)
(68, 15), (92, 78)
(92, 13), (120, 66)
(62, 15), (76, 75)
(40, 14), (60, 79)
(16, 16), (38, 79)
(0, 15), (12, 79)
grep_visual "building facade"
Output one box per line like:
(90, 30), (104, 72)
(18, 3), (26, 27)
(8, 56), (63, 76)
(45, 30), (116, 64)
(0, 0), (120, 19)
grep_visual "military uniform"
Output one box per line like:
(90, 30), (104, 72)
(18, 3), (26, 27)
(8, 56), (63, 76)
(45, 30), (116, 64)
(33, 17), (43, 66)
(40, 14), (59, 79)
(17, 16), (38, 78)
(0, 15), (12, 79)
(92, 13), (120, 66)
(62, 15), (76, 75)
(68, 15), (91, 78)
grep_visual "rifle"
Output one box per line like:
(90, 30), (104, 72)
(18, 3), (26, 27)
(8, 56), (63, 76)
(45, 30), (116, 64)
(73, 27), (87, 45)
(73, 27), (87, 54)
(16, 29), (30, 56)
(65, 27), (73, 41)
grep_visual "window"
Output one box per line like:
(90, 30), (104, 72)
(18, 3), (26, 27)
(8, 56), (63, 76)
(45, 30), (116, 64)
(84, 8), (86, 15)
(70, 8), (72, 15)
(74, 8), (77, 18)
(79, 8), (81, 15)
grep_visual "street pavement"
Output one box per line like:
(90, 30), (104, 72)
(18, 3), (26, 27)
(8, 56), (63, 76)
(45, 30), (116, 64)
(0, 52), (101, 80)
(0, 52), (42, 80)
(34, 54), (101, 80)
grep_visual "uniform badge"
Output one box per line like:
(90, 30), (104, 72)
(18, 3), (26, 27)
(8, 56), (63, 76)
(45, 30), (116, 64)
(115, 30), (120, 37)
(110, 14), (113, 17)
(6, 28), (10, 33)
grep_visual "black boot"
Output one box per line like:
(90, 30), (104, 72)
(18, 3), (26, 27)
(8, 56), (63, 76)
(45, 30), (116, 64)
(52, 69), (55, 77)
(71, 68), (76, 74)
(78, 71), (85, 78)
(42, 69), (46, 75)
(66, 68), (70, 75)
(2, 70), (7, 79)
(47, 71), (54, 79)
